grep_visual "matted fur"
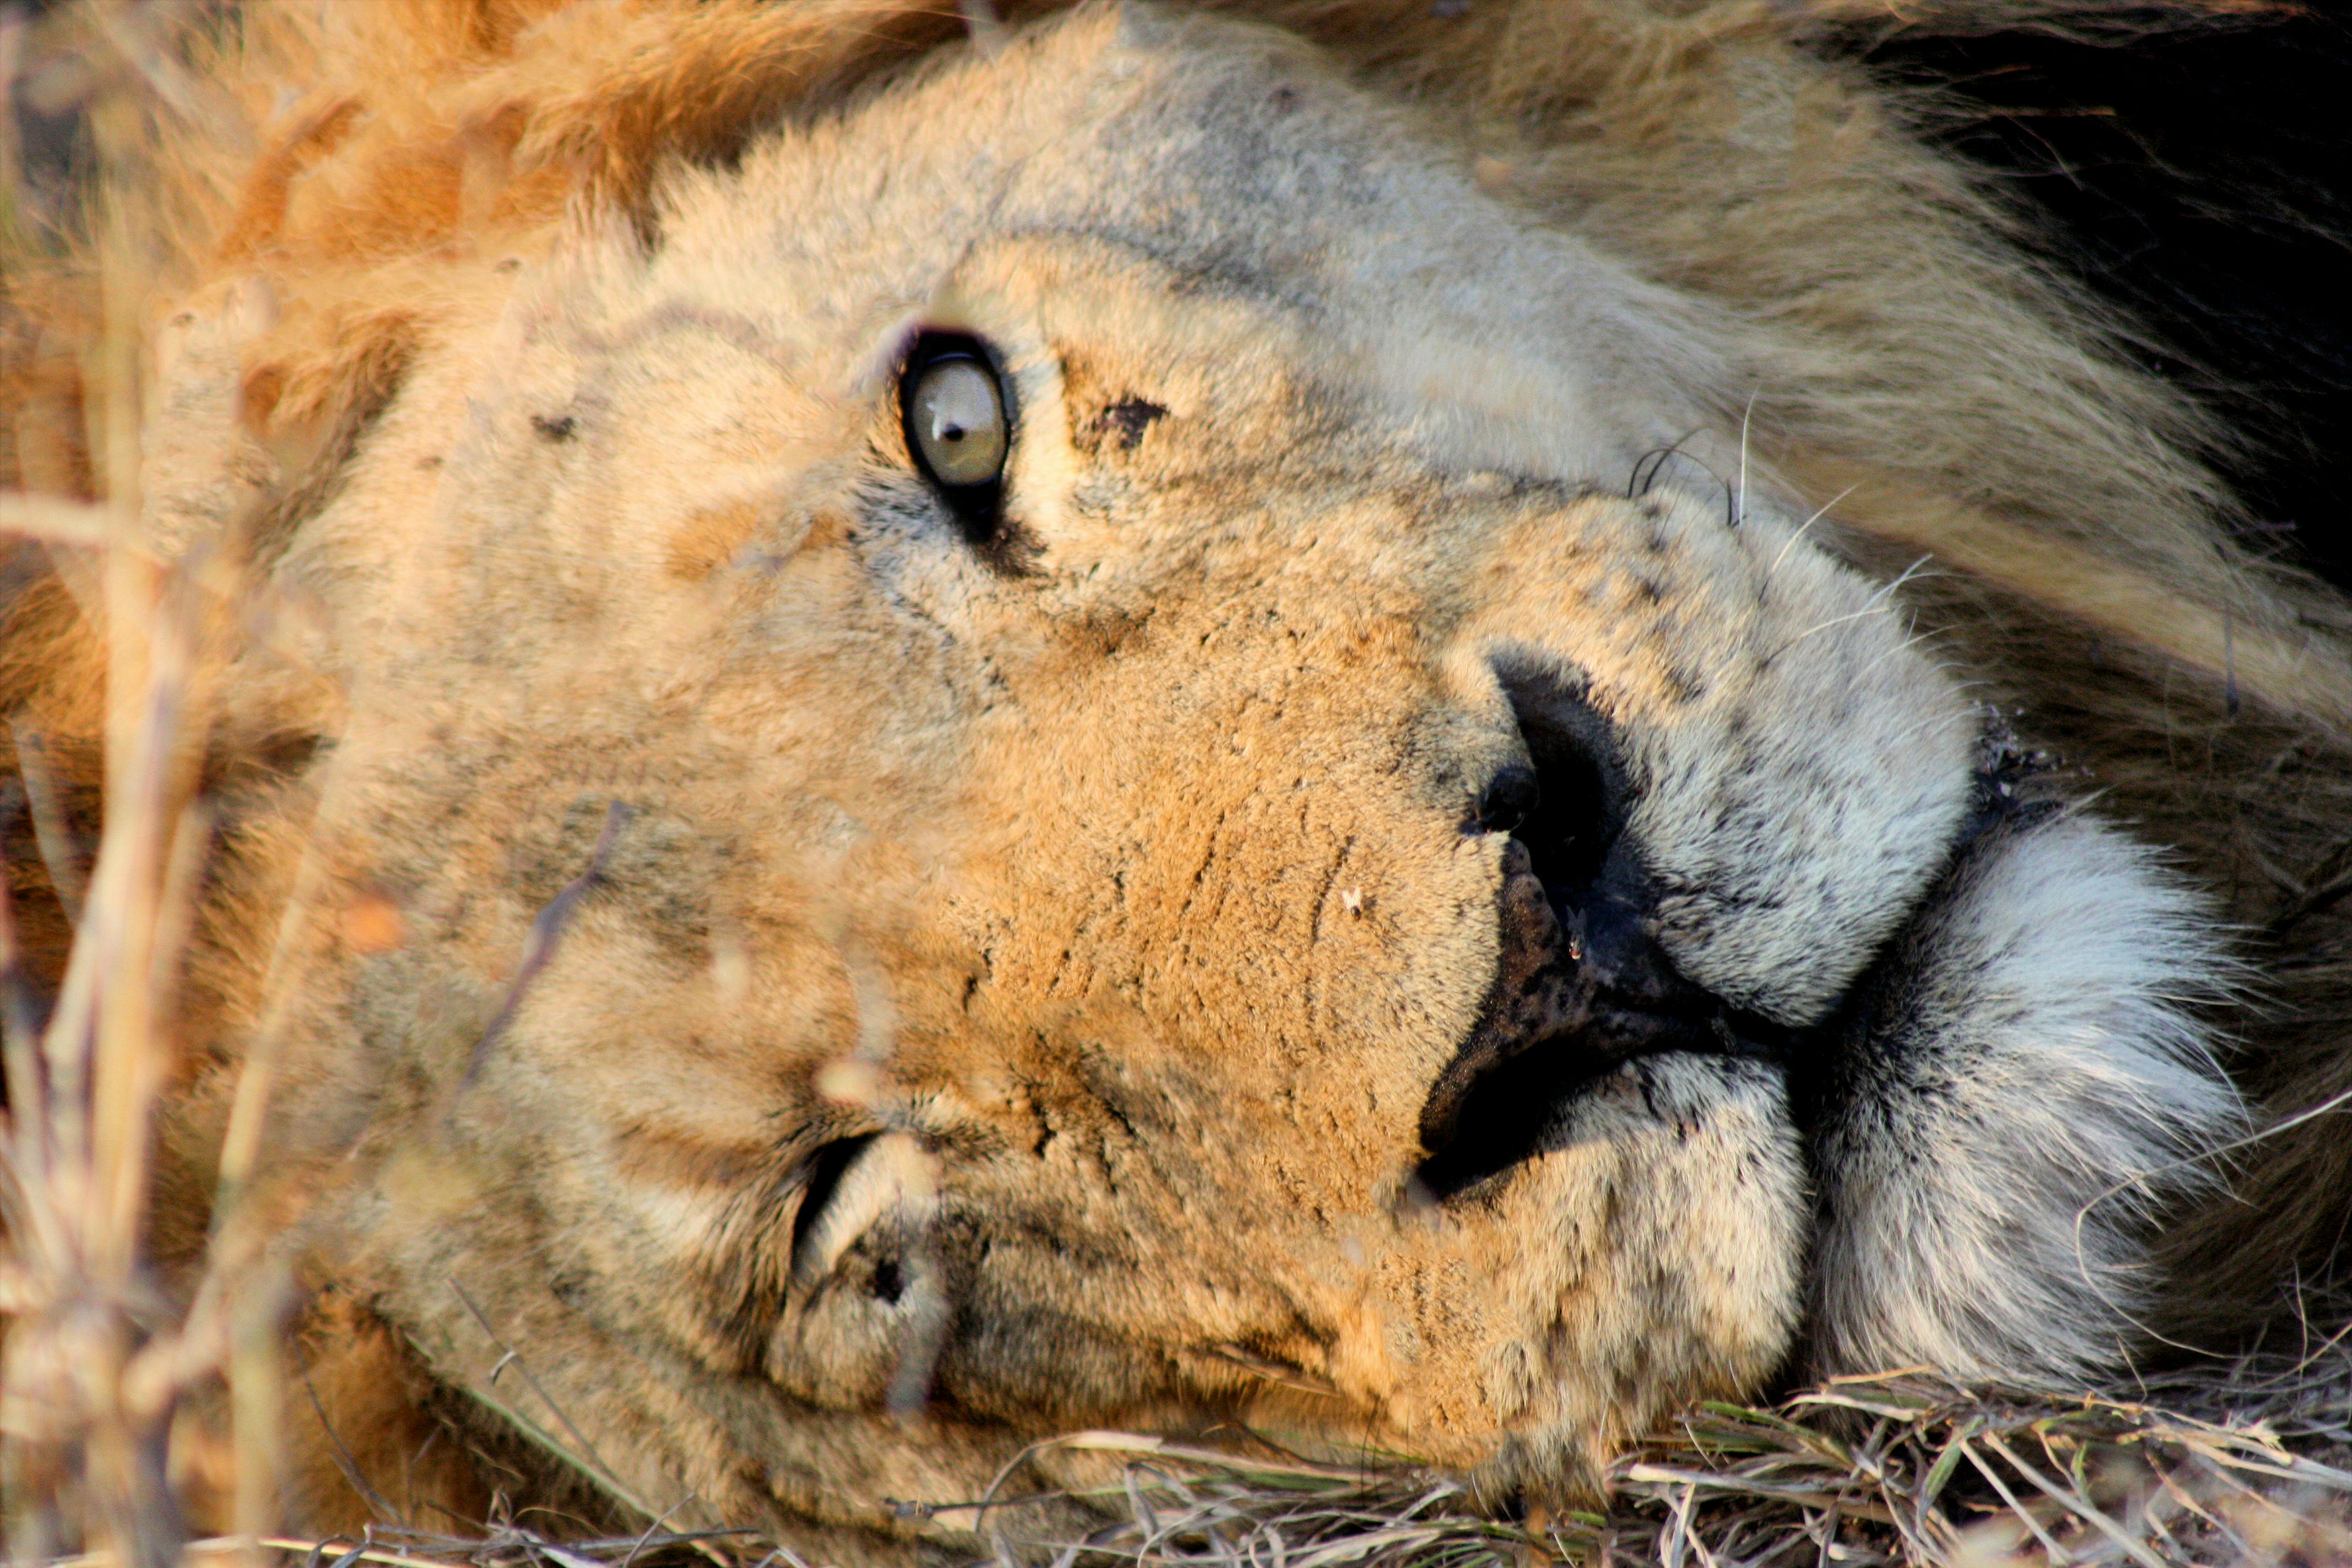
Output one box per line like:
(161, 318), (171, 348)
(3, 0), (2349, 1560)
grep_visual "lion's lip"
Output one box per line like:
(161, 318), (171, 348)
(1411, 945), (1796, 1204)
(1420, 836), (1794, 1112)
(1413, 989), (1799, 1199)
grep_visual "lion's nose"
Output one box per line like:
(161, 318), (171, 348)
(1472, 763), (1540, 835)
(1414, 670), (1797, 1199)
(1564, 852), (1706, 1015)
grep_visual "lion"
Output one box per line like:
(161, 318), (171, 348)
(6, 0), (2352, 1559)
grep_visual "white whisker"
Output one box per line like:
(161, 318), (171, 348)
(1771, 554), (1935, 655)
(1734, 390), (1758, 529)
(1767, 484), (1856, 577)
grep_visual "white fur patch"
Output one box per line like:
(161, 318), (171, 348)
(1809, 811), (2242, 1385)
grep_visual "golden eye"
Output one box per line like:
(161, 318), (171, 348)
(906, 356), (1007, 489)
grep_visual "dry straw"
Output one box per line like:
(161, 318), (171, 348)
(3, 4), (2351, 1567)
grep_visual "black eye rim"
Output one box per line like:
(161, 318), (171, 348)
(897, 328), (1013, 541)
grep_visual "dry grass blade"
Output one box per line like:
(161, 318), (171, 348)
(445, 1280), (663, 1528)
(0, 515), (222, 1568)
(886, 1361), (2352, 1568)
(0, 497), (116, 548)
(0, 14), (290, 1561)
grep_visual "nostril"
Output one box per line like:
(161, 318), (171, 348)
(1495, 667), (1622, 897)
(1475, 764), (1540, 835)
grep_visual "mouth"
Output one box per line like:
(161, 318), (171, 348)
(1411, 837), (1805, 1201)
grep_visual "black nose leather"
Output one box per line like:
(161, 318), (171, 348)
(1413, 837), (1795, 1199)
(1474, 763), (1540, 835)
(1560, 846), (1709, 1015)
(1415, 667), (1800, 1199)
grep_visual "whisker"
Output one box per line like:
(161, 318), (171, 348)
(1733, 389), (1758, 529)
(1768, 554), (1934, 657)
(1766, 484), (1856, 578)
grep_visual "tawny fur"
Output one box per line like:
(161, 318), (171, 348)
(1, 1), (2346, 1560)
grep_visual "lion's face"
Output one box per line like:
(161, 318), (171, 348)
(212, 2), (2230, 1541)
